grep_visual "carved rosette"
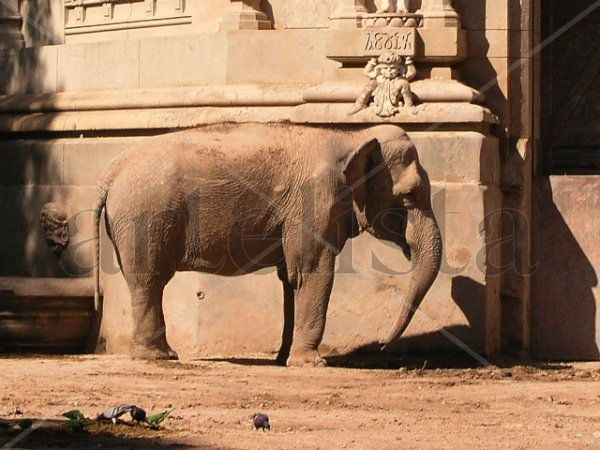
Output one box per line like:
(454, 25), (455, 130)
(40, 203), (70, 255)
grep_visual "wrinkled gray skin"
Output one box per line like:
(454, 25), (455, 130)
(93, 123), (442, 367)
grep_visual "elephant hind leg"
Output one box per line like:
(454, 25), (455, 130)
(127, 278), (178, 360)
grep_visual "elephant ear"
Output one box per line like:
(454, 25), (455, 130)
(343, 138), (379, 211)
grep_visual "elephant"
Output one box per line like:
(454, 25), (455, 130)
(92, 123), (442, 367)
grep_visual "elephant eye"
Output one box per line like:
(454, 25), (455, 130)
(401, 148), (415, 165)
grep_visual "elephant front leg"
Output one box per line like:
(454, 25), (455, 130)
(276, 272), (295, 366)
(286, 252), (335, 368)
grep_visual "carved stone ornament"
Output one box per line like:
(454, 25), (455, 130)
(350, 51), (417, 117)
(40, 202), (69, 255)
(376, 0), (410, 13)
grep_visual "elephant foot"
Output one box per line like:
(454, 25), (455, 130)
(275, 348), (291, 366)
(286, 349), (327, 368)
(131, 344), (179, 361)
(166, 348), (179, 360)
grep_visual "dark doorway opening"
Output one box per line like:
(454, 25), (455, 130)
(540, 0), (600, 174)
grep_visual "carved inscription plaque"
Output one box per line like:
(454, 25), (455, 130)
(363, 28), (415, 56)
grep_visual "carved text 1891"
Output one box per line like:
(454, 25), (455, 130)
(363, 29), (415, 56)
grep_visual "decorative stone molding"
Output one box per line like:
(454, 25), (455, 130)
(220, 0), (271, 31)
(0, 83), (494, 133)
(362, 13), (423, 29)
(0, 83), (484, 113)
(64, 0), (191, 37)
(0, 0), (24, 50)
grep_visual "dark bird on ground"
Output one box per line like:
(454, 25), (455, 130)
(129, 406), (147, 423)
(252, 413), (270, 431)
(96, 405), (135, 424)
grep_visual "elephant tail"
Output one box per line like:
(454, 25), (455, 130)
(92, 151), (127, 312)
(87, 177), (109, 353)
(93, 182), (108, 314)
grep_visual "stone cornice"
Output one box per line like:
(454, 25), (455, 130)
(0, 81), (483, 113)
(0, 102), (496, 134)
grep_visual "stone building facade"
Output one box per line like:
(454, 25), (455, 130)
(0, 1), (598, 359)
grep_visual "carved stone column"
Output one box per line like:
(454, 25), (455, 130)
(418, 0), (460, 28)
(0, 0), (24, 49)
(220, 0), (271, 31)
(329, 0), (368, 29)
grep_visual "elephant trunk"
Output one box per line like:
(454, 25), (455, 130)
(382, 207), (442, 348)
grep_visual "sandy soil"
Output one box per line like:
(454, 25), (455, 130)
(1, 354), (600, 449)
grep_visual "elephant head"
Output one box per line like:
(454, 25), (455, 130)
(344, 125), (442, 348)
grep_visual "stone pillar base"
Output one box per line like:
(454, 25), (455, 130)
(329, 0), (368, 29)
(418, 0), (460, 28)
(220, 0), (271, 31)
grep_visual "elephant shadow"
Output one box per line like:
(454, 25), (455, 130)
(326, 276), (490, 370)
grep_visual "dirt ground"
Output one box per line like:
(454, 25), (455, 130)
(2, 353), (600, 449)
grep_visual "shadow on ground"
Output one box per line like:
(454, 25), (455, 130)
(0, 418), (195, 449)
(201, 348), (574, 372)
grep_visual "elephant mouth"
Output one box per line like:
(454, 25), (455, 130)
(399, 194), (415, 209)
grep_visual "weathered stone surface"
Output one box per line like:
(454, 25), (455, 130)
(224, 30), (336, 84)
(0, 46), (58, 95)
(455, 0), (510, 31)
(284, 0), (330, 29)
(408, 132), (499, 185)
(57, 41), (140, 92)
(532, 177), (600, 360)
(144, 34), (229, 88)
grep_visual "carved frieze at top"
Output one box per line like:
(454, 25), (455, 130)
(64, 0), (191, 38)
